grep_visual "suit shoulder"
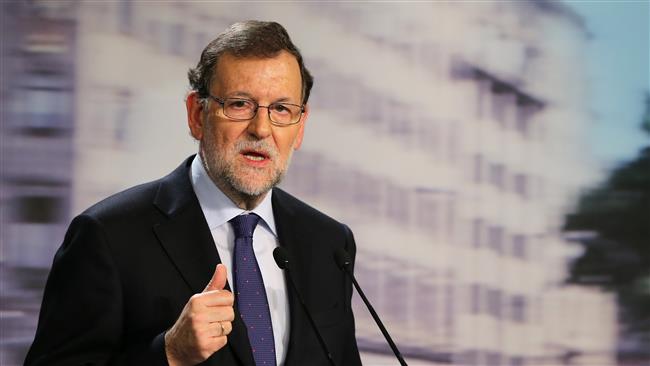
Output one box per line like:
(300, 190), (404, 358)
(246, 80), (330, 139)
(81, 178), (162, 222)
(273, 188), (348, 230)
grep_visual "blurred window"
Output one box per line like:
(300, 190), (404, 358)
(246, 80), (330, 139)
(422, 121), (439, 158)
(512, 234), (527, 259)
(486, 352), (503, 366)
(476, 80), (491, 120)
(20, 87), (70, 133)
(473, 154), (483, 183)
(416, 118), (436, 156)
(364, 176), (383, 216)
(320, 161), (342, 204)
(89, 87), (131, 147)
(445, 198), (455, 240)
(354, 260), (379, 310)
(147, 19), (160, 47)
(416, 194), (437, 235)
(491, 87), (508, 125)
(511, 295), (527, 323)
(514, 173), (529, 199)
(340, 75), (360, 113)
(169, 23), (185, 56)
(488, 162), (505, 190)
(386, 184), (410, 226)
(387, 99), (412, 140)
(470, 284), (482, 314)
(420, 42), (441, 78)
(491, 82), (517, 128)
(12, 195), (63, 223)
(284, 151), (321, 197)
(444, 282), (455, 335)
(447, 122), (459, 163)
(510, 356), (525, 366)
(458, 350), (480, 366)
(487, 288), (503, 318)
(195, 32), (209, 57)
(353, 172), (378, 215)
(416, 281), (437, 334)
(318, 69), (336, 110)
(472, 218), (483, 248)
(27, 1), (75, 19)
(384, 272), (408, 323)
(349, 266), (372, 335)
(13, 73), (71, 135)
(117, 0), (132, 35)
(360, 90), (383, 130)
(516, 100), (537, 138)
(487, 226), (504, 254)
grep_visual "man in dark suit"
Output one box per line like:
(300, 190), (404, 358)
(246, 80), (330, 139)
(25, 21), (362, 366)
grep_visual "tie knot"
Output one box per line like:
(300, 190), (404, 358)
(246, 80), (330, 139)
(229, 213), (260, 239)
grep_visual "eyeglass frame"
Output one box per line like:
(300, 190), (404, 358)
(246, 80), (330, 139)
(206, 95), (305, 126)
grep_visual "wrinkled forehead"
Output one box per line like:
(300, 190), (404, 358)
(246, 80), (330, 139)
(210, 51), (303, 97)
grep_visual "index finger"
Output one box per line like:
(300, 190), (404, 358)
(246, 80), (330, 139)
(200, 289), (235, 307)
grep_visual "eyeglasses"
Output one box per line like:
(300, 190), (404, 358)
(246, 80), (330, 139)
(208, 96), (304, 126)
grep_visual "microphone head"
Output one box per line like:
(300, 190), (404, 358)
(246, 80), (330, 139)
(273, 247), (291, 270)
(334, 248), (352, 270)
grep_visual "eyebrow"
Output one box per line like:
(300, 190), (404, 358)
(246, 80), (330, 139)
(226, 92), (296, 104)
(227, 91), (254, 99)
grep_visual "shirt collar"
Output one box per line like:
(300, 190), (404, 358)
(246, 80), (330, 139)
(190, 154), (277, 236)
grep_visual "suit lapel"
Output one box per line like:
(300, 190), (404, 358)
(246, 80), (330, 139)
(272, 189), (310, 365)
(152, 157), (255, 366)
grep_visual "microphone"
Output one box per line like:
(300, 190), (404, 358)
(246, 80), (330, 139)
(334, 248), (408, 366)
(273, 247), (337, 366)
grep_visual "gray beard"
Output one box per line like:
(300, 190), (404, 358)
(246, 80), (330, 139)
(199, 137), (293, 200)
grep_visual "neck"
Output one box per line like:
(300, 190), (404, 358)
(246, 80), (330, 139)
(216, 180), (268, 211)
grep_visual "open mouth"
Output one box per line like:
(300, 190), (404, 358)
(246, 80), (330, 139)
(241, 149), (270, 162)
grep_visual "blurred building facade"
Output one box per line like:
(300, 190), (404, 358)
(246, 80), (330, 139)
(1, 2), (77, 364)
(1, 1), (617, 365)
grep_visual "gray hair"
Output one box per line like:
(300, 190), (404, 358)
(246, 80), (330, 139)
(188, 20), (314, 104)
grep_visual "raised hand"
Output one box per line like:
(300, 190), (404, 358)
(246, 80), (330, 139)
(165, 264), (235, 366)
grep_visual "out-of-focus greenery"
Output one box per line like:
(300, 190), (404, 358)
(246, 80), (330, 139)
(564, 93), (650, 358)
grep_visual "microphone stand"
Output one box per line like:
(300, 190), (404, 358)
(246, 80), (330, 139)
(336, 250), (408, 366)
(274, 248), (337, 366)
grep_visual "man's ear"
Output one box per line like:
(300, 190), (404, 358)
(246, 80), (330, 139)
(186, 91), (205, 140)
(293, 103), (309, 150)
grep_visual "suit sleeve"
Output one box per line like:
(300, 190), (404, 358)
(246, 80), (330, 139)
(341, 224), (363, 366)
(24, 214), (169, 366)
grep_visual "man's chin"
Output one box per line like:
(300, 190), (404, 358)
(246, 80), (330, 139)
(229, 176), (277, 198)
(235, 185), (271, 198)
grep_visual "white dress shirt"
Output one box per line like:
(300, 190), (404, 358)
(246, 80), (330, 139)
(190, 155), (289, 366)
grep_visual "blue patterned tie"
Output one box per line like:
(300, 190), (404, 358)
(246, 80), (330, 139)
(230, 213), (276, 366)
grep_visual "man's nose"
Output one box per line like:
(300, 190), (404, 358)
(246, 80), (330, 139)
(246, 106), (273, 139)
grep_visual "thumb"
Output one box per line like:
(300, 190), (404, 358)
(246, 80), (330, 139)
(204, 263), (228, 292)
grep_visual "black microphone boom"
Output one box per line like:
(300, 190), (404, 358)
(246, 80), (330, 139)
(273, 247), (337, 366)
(334, 248), (408, 366)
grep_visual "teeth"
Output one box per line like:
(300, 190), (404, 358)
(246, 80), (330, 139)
(244, 154), (265, 161)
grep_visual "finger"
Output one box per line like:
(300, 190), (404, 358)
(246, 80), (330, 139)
(200, 291), (235, 308)
(207, 321), (232, 337)
(212, 335), (228, 350)
(204, 263), (228, 292)
(220, 321), (233, 336)
(191, 304), (234, 322)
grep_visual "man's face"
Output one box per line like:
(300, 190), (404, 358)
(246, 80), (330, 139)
(188, 51), (307, 199)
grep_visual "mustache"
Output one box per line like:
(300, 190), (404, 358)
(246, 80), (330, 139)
(234, 139), (279, 159)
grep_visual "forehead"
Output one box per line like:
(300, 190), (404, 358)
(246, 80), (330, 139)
(211, 51), (302, 98)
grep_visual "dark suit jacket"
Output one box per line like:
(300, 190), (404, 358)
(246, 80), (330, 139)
(25, 156), (362, 366)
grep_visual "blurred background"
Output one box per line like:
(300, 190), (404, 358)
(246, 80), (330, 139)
(1, 1), (648, 365)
